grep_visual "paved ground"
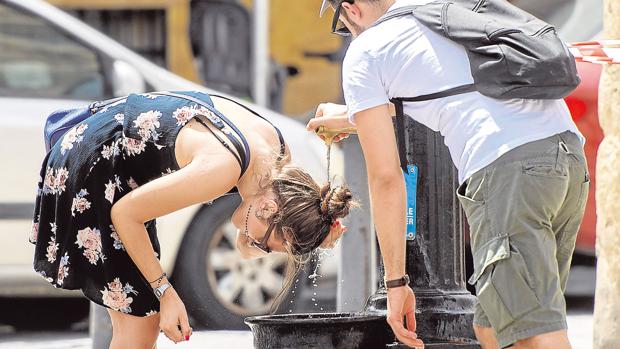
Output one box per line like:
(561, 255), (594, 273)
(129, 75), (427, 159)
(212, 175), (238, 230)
(0, 331), (254, 349)
(0, 310), (594, 349)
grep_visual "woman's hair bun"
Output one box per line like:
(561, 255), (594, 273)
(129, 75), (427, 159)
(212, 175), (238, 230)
(319, 184), (354, 221)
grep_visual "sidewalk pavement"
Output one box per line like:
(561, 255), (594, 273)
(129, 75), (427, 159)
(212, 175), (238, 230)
(0, 313), (593, 349)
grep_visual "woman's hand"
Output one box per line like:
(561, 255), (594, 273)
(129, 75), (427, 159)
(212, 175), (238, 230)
(320, 220), (349, 249)
(159, 286), (192, 343)
(306, 103), (355, 143)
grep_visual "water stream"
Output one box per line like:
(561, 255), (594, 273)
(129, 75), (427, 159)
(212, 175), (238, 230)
(326, 143), (332, 183)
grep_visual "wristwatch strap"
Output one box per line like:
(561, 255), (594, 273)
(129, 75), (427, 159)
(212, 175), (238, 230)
(385, 274), (410, 289)
(154, 283), (172, 300)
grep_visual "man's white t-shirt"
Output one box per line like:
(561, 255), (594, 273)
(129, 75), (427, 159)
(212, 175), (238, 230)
(342, 0), (584, 184)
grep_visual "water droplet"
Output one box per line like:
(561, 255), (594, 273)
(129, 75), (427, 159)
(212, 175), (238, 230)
(320, 308), (324, 311)
(311, 298), (316, 301)
(290, 300), (293, 303)
(313, 292), (316, 296)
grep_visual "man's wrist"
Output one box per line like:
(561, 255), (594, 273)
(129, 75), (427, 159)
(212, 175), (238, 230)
(385, 274), (410, 289)
(384, 270), (407, 280)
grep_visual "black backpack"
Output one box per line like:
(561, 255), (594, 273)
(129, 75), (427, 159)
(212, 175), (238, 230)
(374, 0), (581, 103)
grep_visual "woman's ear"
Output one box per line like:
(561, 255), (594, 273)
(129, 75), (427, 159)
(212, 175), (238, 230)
(257, 198), (279, 220)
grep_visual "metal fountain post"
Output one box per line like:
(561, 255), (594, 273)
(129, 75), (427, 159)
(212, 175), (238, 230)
(362, 115), (480, 348)
(90, 303), (113, 349)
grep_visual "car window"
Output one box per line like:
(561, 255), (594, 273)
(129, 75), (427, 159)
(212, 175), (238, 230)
(0, 3), (108, 100)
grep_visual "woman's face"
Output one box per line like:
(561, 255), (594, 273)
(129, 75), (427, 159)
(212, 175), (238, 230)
(232, 197), (288, 254)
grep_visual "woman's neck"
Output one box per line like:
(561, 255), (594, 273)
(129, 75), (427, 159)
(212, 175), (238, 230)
(236, 158), (278, 200)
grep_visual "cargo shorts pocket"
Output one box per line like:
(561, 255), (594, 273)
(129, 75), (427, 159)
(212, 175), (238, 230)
(469, 235), (540, 333)
(457, 171), (487, 226)
(457, 171), (485, 205)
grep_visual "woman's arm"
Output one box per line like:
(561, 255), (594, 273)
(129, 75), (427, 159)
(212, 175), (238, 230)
(111, 153), (239, 283)
(110, 152), (239, 343)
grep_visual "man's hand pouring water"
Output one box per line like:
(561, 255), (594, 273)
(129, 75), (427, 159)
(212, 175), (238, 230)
(306, 103), (353, 142)
(307, 103), (424, 349)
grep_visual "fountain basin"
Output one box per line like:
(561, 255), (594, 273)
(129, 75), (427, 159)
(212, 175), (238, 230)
(387, 339), (480, 348)
(245, 312), (393, 349)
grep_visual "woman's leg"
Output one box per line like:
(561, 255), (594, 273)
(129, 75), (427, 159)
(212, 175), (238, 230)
(108, 308), (160, 349)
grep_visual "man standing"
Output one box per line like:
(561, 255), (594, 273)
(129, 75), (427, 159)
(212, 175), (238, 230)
(307, 1), (589, 348)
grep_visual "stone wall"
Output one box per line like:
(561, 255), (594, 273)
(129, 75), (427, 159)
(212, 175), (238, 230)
(593, 1), (620, 347)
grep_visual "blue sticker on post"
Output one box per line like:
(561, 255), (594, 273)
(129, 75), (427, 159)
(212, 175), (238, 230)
(403, 165), (418, 240)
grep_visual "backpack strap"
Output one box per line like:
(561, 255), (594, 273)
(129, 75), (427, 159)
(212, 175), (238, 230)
(393, 100), (409, 173)
(392, 83), (477, 103)
(371, 4), (420, 28)
(390, 84), (476, 172)
(375, 4), (479, 103)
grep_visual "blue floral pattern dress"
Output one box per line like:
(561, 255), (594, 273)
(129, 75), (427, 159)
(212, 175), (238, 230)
(29, 91), (261, 317)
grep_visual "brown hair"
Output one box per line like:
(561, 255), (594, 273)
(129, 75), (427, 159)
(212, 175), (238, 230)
(264, 165), (355, 313)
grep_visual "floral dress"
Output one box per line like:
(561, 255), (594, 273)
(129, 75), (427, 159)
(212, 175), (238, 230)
(29, 91), (260, 316)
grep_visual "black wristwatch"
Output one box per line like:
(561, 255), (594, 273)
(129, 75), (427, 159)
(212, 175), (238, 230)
(385, 274), (410, 289)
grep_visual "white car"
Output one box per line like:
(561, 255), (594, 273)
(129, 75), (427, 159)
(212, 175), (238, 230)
(0, 0), (340, 329)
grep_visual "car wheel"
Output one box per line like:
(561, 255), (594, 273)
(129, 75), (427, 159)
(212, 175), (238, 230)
(173, 195), (288, 329)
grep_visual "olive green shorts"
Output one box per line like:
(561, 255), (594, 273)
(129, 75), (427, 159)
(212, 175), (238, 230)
(457, 131), (589, 349)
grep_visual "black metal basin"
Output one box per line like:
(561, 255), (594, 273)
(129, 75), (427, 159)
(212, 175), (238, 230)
(387, 339), (480, 348)
(245, 312), (393, 349)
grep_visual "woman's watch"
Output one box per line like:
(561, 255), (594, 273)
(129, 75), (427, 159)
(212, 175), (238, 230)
(154, 283), (172, 300)
(385, 274), (410, 289)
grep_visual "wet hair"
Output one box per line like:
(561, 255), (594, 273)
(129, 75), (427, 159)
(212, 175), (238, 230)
(261, 165), (355, 312)
(270, 166), (353, 255)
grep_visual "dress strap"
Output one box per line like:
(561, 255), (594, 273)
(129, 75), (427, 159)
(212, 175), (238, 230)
(194, 117), (244, 173)
(150, 91), (251, 177)
(210, 94), (287, 161)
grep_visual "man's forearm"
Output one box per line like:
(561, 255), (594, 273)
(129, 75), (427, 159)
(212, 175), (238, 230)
(369, 174), (407, 280)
